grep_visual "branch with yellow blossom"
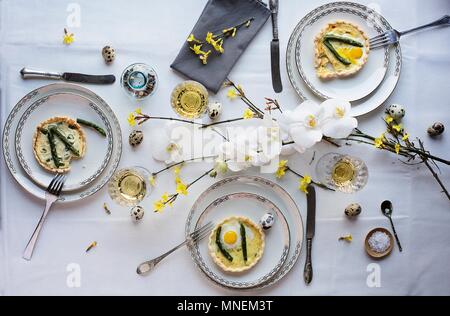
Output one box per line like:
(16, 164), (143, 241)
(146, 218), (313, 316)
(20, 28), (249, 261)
(153, 168), (215, 213)
(128, 108), (205, 127)
(341, 115), (449, 200)
(187, 18), (254, 65)
(275, 160), (335, 192)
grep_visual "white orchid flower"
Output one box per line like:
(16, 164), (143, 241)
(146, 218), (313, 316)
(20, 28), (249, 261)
(217, 114), (282, 172)
(152, 121), (222, 164)
(321, 99), (358, 138)
(217, 136), (256, 172)
(151, 122), (185, 164)
(279, 100), (325, 153)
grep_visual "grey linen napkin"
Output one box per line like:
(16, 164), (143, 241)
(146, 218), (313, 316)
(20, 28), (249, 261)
(170, 0), (270, 93)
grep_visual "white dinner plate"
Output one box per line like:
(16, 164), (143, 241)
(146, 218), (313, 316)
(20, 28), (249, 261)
(186, 175), (304, 290)
(191, 192), (290, 289)
(15, 92), (114, 191)
(2, 83), (122, 202)
(287, 2), (402, 116)
(295, 5), (389, 101)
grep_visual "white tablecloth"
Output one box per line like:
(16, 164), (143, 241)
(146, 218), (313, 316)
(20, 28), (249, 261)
(1, 0), (449, 296)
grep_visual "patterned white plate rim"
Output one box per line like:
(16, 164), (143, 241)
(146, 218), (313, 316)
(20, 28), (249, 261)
(2, 83), (122, 203)
(186, 175), (304, 290)
(14, 91), (114, 191)
(191, 192), (290, 289)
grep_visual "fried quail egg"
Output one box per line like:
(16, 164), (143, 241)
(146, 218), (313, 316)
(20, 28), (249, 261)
(220, 222), (241, 249)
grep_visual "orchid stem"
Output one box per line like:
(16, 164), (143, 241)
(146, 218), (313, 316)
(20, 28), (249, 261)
(152, 155), (217, 176)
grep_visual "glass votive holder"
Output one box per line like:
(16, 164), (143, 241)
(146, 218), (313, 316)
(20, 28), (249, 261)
(121, 63), (158, 101)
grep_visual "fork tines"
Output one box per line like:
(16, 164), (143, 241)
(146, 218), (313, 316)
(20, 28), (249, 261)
(190, 222), (214, 242)
(369, 31), (396, 49)
(47, 173), (66, 196)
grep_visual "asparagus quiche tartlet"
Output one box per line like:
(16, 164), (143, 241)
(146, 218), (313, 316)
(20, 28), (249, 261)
(33, 116), (86, 173)
(314, 21), (370, 79)
(208, 216), (265, 273)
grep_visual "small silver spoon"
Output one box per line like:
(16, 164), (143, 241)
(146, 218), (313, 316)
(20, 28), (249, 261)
(381, 200), (402, 252)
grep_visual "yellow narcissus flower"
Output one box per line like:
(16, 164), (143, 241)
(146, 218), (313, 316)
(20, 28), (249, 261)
(135, 108), (142, 115)
(276, 160), (288, 179)
(392, 124), (402, 132)
(161, 193), (169, 203)
(153, 200), (165, 213)
(190, 44), (204, 55)
(210, 38), (224, 53)
(127, 113), (136, 127)
(173, 166), (181, 176)
(243, 109), (254, 119)
(374, 137), (383, 148)
(339, 234), (353, 242)
(385, 115), (394, 124)
(187, 34), (200, 43)
(176, 181), (188, 196)
(299, 175), (312, 193)
(395, 143), (401, 154)
(205, 32), (214, 44)
(402, 133), (409, 141)
(63, 28), (74, 45)
(227, 88), (238, 99)
(199, 50), (211, 65)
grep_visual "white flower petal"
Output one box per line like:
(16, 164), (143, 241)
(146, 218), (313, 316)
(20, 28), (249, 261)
(322, 117), (357, 138)
(290, 125), (323, 150)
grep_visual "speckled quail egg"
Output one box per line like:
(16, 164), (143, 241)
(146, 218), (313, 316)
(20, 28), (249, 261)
(344, 203), (361, 218)
(130, 205), (144, 221)
(207, 101), (222, 120)
(102, 45), (116, 63)
(427, 122), (445, 137)
(129, 130), (143, 147)
(260, 213), (275, 230)
(386, 104), (405, 121)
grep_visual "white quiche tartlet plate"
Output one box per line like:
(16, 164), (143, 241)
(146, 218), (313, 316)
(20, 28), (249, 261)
(2, 83), (122, 202)
(295, 5), (389, 101)
(287, 2), (402, 116)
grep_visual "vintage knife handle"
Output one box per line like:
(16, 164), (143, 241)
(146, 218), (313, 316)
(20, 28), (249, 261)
(303, 238), (313, 284)
(20, 67), (62, 80)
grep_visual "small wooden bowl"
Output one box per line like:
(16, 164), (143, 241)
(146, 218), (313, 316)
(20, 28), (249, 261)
(365, 227), (394, 259)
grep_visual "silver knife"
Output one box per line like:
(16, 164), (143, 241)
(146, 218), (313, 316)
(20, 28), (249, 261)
(304, 185), (316, 285)
(20, 67), (115, 84)
(269, 0), (282, 93)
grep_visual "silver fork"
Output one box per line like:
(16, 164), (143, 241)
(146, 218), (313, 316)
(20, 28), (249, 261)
(136, 221), (213, 275)
(23, 173), (66, 260)
(370, 15), (450, 49)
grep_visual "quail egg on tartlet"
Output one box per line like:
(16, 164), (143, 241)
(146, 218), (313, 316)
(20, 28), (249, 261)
(314, 21), (370, 79)
(33, 116), (86, 173)
(208, 216), (265, 273)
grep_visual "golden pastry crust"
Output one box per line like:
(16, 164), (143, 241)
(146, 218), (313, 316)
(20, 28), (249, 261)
(314, 21), (370, 79)
(208, 216), (265, 273)
(32, 116), (86, 173)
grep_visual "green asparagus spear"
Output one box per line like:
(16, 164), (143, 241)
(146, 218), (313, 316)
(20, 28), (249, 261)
(49, 126), (80, 157)
(216, 226), (233, 262)
(76, 118), (106, 137)
(47, 129), (63, 168)
(323, 34), (363, 47)
(240, 222), (247, 262)
(323, 39), (351, 65)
